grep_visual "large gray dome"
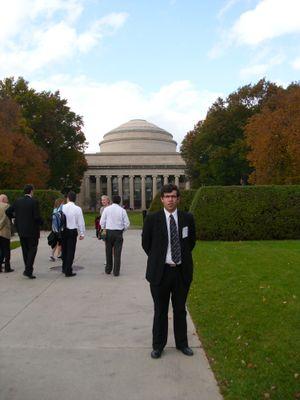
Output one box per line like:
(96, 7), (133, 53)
(99, 119), (177, 153)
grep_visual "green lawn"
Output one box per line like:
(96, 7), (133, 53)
(84, 211), (143, 229)
(10, 240), (20, 250)
(188, 240), (300, 400)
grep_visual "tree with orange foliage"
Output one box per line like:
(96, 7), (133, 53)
(0, 98), (49, 188)
(245, 83), (300, 184)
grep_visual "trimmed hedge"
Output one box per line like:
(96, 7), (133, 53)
(148, 189), (197, 212)
(0, 190), (61, 231)
(190, 185), (300, 240)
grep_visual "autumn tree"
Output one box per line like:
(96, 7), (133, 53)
(0, 98), (49, 188)
(0, 77), (87, 192)
(181, 79), (280, 187)
(245, 83), (300, 184)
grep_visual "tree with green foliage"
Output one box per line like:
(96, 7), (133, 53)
(181, 79), (280, 187)
(0, 77), (87, 192)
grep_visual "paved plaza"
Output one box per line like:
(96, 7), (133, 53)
(0, 230), (222, 400)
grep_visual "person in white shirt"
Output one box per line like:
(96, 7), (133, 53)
(61, 191), (85, 277)
(100, 195), (130, 276)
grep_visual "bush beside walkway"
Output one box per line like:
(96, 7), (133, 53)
(188, 240), (300, 400)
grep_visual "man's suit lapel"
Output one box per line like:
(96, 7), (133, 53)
(158, 210), (168, 241)
(178, 210), (184, 241)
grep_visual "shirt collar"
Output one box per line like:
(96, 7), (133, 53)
(164, 208), (178, 219)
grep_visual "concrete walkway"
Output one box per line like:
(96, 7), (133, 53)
(0, 230), (222, 400)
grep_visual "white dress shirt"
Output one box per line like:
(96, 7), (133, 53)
(164, 208), (181, 265)
(100, 203), (130, 231)
(62, 202), (85, 236)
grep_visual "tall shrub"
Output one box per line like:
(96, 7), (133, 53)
(190, 185), (300, 240)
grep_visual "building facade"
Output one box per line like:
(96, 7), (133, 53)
(78, 119), (190, 211)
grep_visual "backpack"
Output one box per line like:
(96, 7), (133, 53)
(52, 207), (66, 234)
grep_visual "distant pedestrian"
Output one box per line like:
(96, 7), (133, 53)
(6, 184), (43, 279)
(48, 198), (65, 262)
(61, 191), (85, 277)
(100, 195), (130, 276)
(94, 195), (110, 239)
(100, 195), (110, 216)
(0, 194), (14, 273)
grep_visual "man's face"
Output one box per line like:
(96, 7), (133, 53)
(102, 197), (109, 206)
(161, 190), (179, 213)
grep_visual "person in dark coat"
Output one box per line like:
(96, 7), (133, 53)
(6, 184), (43, 279)
(142, 184), (196, 359)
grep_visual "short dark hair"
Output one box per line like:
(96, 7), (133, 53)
(112, 195), (121, 204)
(67, 191), (76, 202)
(160, 184), (180, 198)
(24, 184), (34, 194)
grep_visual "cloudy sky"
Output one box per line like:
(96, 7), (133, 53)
(1, 0), (299, 152)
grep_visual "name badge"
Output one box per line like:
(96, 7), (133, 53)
(182, 226), (188, 238)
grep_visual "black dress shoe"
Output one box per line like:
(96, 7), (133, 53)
(5, 268), (14, 273)
(178, 346), (194, 356)
(23, 272), (36, 279)
(65, 272), (77, 277)
(151, 349), (162, 359)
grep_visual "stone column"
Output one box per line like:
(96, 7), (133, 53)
(163, 175), (169, 185)
(96, 175), (101, 195)
(107, 175), (112, 200)
(186, 180), (191, 190)
(129, 175), (134, 210)
(152, 175), (157, 199)
(175, 175), (179, 187)
(141, 175), (146, 210)
(118, 175), (123, 204)
(84, 175), (90, 209)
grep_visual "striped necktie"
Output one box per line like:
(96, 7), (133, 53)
(170, 214), (181, 264)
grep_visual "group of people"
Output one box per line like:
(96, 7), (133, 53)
(1, 185), (86, 278)
(1, 183), (196, 360)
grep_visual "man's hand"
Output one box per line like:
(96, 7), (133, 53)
(79, 235), (84, 240)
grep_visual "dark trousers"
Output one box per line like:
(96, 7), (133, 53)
(62, 229), (78, 275)
(0, 237), (11, 271)
(105, 230), (123, 276)
(150, 265), (190, 351)
(20, 236), (39, 275)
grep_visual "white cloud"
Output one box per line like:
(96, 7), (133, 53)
(291, 56), (300, 70)
(0, 0), (83, 41)
(240, 64), (268, 77)
(217, 0), (242, 20)
(0, 1), (128, 75)
(231, 0), (300, 46)
(240, 53), (285, 78)
(211, 0), (300, 58)
(32, 76), (221, 153)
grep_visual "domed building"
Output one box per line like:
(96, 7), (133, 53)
(78, 119), (190, 210)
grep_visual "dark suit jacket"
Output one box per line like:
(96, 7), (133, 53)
(6, 195), (43, 238)
(142, 209), (196, 286)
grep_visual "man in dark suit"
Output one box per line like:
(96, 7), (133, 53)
(6, 184), (43, 279)
(142, 184), (196, 359)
